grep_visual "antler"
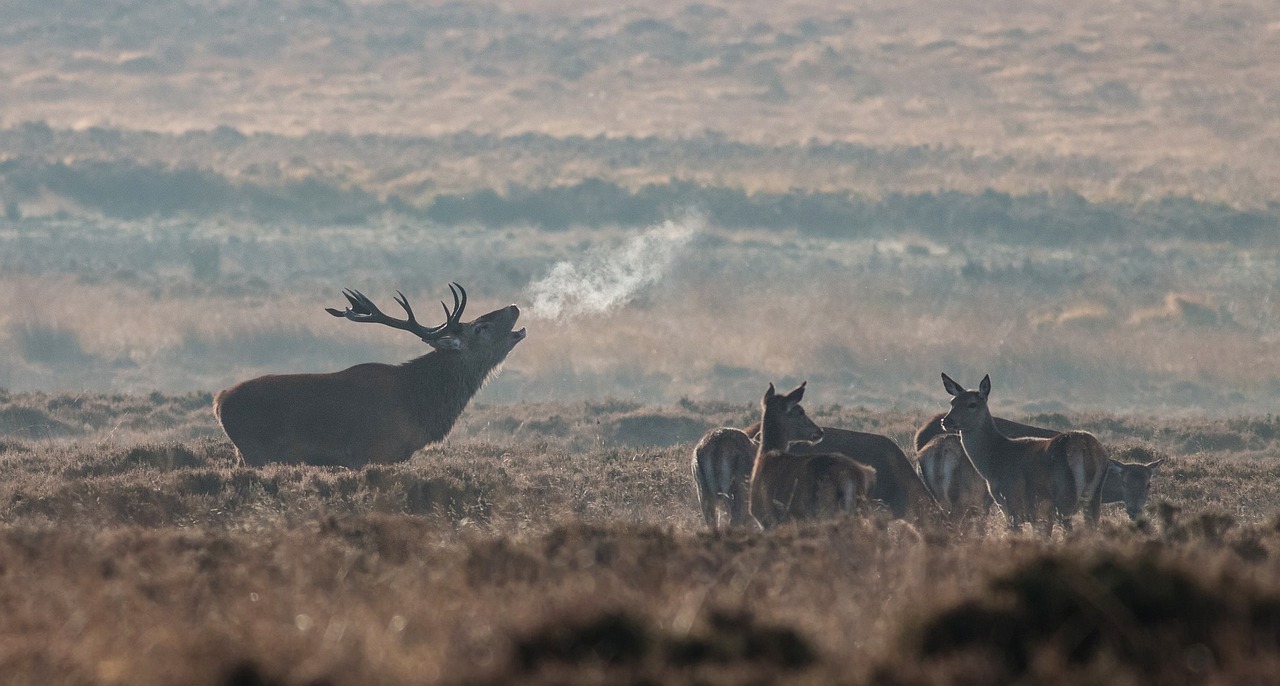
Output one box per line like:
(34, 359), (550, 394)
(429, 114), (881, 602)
(326, 283), (467, 342)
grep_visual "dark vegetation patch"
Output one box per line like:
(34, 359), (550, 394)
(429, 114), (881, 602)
(879, 548), (1280, 685)
(608, 411), (710, 446)
(497, 607), (816, 684)
(2, 145), (1276, 246)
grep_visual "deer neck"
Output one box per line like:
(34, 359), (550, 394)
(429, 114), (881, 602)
(401, 351), (490, 443)
(757, 408), (789, 455)
(958, 411), (1019, 479)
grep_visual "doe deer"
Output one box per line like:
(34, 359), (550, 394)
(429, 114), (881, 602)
(216, 284), (525, 467)
(939, 373), (1107, 531)
(691, 427), (757, 529)
(918, 421), (1163, 522)
(748, 383), (876, 529)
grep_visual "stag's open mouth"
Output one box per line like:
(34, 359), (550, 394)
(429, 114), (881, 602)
(512, 326), (527, 341)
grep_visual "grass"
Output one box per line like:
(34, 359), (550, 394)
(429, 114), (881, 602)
(1, 391), (1280, 683)
(1, 219), (1277, 414)
(3, 2), (1280, 681)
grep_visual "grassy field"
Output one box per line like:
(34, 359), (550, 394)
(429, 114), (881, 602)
(4, 0), (1280, 683)
(2, 391), (1280, 684)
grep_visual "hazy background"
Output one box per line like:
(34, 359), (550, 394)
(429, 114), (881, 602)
(1, 0), (1278, 416)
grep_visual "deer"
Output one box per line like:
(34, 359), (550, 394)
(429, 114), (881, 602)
(748, 382), (876, 529)
(215, 284), (525, 467)
(916, 433), (994, 521)
(742, 420), (941, 522)
(692, 401), (942, 527)
(691, 427), (757, 530)
(692, 399), (941, 527)
(917, 417), (1164, 522)
(939, 373), (1107, 531)
(1101, 457), (1164, 520)
(914, 411), (1057, 454)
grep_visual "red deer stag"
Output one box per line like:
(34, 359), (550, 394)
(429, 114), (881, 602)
(215, 284), (525, 467)
(748, 383), (876, 529)
(939, 373), (1106, 531)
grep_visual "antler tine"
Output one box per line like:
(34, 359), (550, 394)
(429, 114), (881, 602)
(393, 290), (419, 326)
(328, 285), (466, 341)
(450, 282), (467, 324)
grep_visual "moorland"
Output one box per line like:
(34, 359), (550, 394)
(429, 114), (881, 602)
(3, 0), (1280, 684)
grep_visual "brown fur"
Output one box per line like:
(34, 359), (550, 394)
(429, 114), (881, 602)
(913, 411), (1059, 453)
(690, 428), (757, 529)
(917, 433), (994, 520)
(746, 383), (876, 529)
(745, 421), (940, 521)
(1102, 458), (1164, 520)
(749, 452), (877, 529)
(918, 411), (1161, 521)
(940, 374), (1107, 531)
(215, 289), (524, 467)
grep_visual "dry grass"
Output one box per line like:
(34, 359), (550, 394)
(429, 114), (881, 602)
(2, 221), (1276, 414)
(1, 391), (1280, 684)
(2, 0), (1279, 204)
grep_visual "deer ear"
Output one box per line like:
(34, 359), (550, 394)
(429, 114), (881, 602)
(941, 373), (964, 397)
(1107, 460), (1123, 476)
(1147, 458), (1164, 471)
(785, 382), (806, 404)
(978, 375), (991, 399)
(764, 383), (777, 401)
(427, 336), (464, 351)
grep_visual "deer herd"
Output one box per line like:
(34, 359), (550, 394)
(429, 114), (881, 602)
(694, 374), (1163, 532)
(215, 282), (1163, 534)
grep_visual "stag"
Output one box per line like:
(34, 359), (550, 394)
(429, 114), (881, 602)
(939, 373), (1107, 531)
(215, 284), (525, 467)
(748, 383), (876, 529)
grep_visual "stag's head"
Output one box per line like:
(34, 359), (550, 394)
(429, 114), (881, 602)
(762, 382), (824, 446)
(327, 283), (526, 364)
(940, 373), (991, 434)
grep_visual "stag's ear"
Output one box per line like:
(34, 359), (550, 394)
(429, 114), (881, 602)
(426, 336), (464, 351)
(978, 374), (991, 399)
(784, 381), (806, 405)
(941, 373), (964, 397)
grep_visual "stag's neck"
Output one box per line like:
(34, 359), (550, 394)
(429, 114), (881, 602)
(958, 412), (1020, 479)
(401, 350), (494, 444)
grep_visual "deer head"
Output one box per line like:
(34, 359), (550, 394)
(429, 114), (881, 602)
(326, 283), (526, 358)
(940, 373), (992, 434)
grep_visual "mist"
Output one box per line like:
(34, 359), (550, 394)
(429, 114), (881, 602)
(524, 216), (700, 322)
